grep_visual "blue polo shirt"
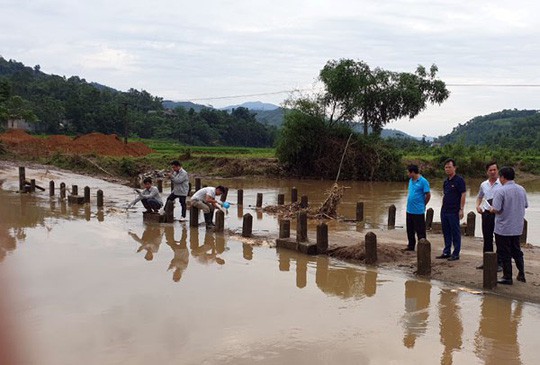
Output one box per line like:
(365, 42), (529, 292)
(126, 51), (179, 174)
(442, 175), (466, 213)
(407, 176), (430, 214)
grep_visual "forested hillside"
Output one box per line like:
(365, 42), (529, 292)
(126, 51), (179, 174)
(0, 57), (276, 147)
(436, 109), (540, 150)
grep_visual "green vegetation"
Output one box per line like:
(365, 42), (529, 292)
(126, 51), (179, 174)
(0, 57), (276, 147)
(140, 139), (275, 158)
(436, 109), (540, 151)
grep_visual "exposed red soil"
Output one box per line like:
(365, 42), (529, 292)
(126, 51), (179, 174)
(0, 129), (154, 157)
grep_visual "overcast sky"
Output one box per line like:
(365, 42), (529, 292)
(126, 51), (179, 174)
(2, 0), (539, 137)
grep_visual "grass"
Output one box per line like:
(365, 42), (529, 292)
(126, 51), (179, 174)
(137, 139), (276, 159)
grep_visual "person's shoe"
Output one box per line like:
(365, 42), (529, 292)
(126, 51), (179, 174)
(497, 278), (513, 285)
(402, 247), (415, 252)
(206, 224), (214, 230)
(516, 273), (526, 283)
(178, 217), (187, 222)
(436, 254), (451, 259)
(476, 264), (484, 270)
(447, 256), (460, 261)
(497, 265), (503, 272)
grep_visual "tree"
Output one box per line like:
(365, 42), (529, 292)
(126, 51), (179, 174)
(314, 59), (450, 136)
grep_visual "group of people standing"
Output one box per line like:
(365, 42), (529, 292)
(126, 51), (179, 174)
(128, 160), (227, 229)
(406, 159), (529, 285)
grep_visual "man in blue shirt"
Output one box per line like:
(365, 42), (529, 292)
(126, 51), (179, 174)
(404, 165), (431, 251)
(437, 159), (466, 261)
(490, 166), (528, 285)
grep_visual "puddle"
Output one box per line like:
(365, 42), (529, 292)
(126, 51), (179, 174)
(1, 167), (539, 364)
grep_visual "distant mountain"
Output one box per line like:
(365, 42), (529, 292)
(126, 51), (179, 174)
(162, 100), (210, 113)
(435, 109), (540, 150)
(221, 101), (280, 111)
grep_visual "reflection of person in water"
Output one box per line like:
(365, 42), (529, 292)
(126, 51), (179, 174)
(128, 224), (164, 261)
(438, 289), (463, 365)
(474, 296), (522, 365)
(402, 280), (431, 349)
(164, 225), (189, 282)
(190, 231), (225, 266)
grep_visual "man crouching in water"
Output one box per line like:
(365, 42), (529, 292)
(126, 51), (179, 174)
(128, 177), (163, 213)
(190, 185), (226, 229)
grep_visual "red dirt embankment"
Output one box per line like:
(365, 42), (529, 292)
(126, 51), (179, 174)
(0, 129), (154, 157)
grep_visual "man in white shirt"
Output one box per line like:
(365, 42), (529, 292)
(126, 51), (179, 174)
(475, 162), (502, 270)
(191, 185), (226, 228)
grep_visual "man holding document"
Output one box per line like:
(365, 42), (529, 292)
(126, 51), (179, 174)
(475, 162), (502, 270)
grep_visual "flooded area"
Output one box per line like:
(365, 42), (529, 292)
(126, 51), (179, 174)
(1, 167), (540, 364)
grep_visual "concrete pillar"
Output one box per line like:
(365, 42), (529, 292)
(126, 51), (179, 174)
(300, 195), (309, 209)
(520, 219), (528, 245)
(279, 219), (291, 239)
(365, 232), (377, 264)
(316, 223), (328, 253)
(157, 179), (163, 193)
(190, 206), (199, 227)
(242, 213), (253, 237)
(425, 208), (434, 230)
(30, 179), (36, 193)
(237, 189), (244, 205)
(388, 204), (396, 229)
(49, 180), (55, 197)
(296, 211), (308, 242)
(291, 187), (298, 203)
(84, 186), (90, 204)
(215, 210), (225, 232)
(220, 187), (228, 202)
(195, 177), (201, 191)
(356, 202), (364, 221)
(256, 193), (263, 208)
(60, 183), (66, 200)
(466, 211), (476, 236)
(277, 193), (285, 205)
(483, 252), (498, 289)
(162, 200), (174, 223)
(97, 190), (104, 207)
(72, 185), (78, 196)
(417, 238), (431, 276)
(19, 166), (26, 192)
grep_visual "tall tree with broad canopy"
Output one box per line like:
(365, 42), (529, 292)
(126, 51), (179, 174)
(291, 59), (450, 136)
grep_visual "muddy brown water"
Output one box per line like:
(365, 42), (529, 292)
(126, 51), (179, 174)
(1, 169), (540, 364)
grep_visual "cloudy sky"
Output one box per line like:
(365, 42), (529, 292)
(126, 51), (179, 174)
(2, 0), (539, 137)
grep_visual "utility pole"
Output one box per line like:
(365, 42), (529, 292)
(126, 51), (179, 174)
(123, 101), (128, 144)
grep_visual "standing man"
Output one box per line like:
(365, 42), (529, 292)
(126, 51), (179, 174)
(436, 158), (466, 261)
(190, 186), (226, 229)
(404, 164), (431, 251)
(490, 167), (528, 285)
(167, 160), (189, 221)
(475, 162), (502, 270)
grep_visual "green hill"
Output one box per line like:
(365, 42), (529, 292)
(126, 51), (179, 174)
(436, 109), (540, 150)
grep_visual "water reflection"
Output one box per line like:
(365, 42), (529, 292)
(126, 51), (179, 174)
(128, 224), (164, 261)
(277, 248), (378, 297)
(402, 280), (431, 348)
(164, 225), (189, 282)
(439, 289), (463, 365)
(474, 296), (523, 365)
(191, 231), (225, 266)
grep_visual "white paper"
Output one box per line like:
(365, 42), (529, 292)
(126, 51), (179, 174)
(481, 199), (492, 212)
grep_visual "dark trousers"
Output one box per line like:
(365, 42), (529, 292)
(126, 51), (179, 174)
(141, 198), (162, 212)
(406, 213), (426, 250)
(441, 212), (461, 257)
(167, 193), (187, 218)
(495, 234), (524, 280)
(481, 211), (495, 252)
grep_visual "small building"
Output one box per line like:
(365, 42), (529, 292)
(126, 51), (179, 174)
(3, 118), (33, 131)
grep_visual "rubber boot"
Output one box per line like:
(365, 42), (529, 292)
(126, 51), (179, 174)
(515, 256), (526, 283)
(498, 261), (513, 285)
(204, 213), (215, 229)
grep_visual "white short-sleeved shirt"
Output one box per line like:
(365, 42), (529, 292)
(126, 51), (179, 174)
(477, 178), (501, 201)
(191, 187), (216, 201)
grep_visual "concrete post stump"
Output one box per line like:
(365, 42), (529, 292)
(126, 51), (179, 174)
(242, 213), (253, 237)
(365, 232), (377, 264)
(483, 252), (498, 289)
(417, 238), (431, 276)
(388, 205), (396, 229)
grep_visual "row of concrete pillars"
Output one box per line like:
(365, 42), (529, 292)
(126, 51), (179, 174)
(19, 167), (104, 207)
